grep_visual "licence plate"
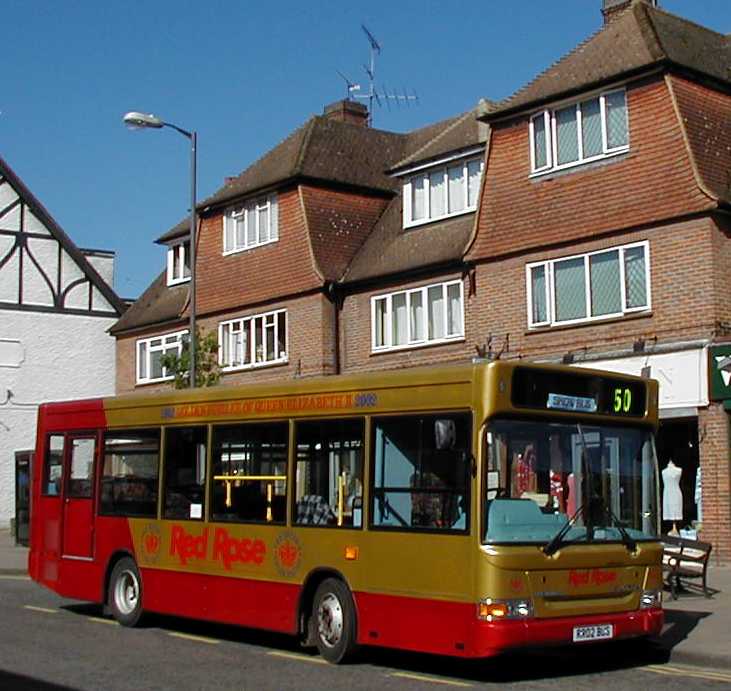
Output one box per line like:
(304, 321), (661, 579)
(572, 624), (614, 642)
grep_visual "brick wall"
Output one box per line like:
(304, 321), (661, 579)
(470, 76), (714, 262)
(698, 403), (731, 563)
(467, 216), (718, 361)
(195, 186), (321, 316)
(340, 272), (473, 375)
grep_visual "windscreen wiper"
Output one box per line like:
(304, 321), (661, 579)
(603, 504), (637, 553)
(542, 503), (587, 556)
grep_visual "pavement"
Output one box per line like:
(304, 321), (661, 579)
(1, 529), (728, 671)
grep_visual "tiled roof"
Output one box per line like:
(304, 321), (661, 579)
(109, 271), (188, 334)
(488, 1), (731, 118)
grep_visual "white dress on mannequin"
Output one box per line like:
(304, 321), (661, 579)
(662, 462), (683, 521)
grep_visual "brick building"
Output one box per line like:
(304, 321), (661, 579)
(469, 0), (731, 559)
(114, 0), (731, 559)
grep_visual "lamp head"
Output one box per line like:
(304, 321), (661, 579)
(123, 111), (164, 130)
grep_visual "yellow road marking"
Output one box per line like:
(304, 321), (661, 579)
(643, 664), (731, 684)
(1, 575), (30, 581)
(23, 605), (57, 614)
(168, 632), (220, 645)
(390, 672), (473, 687)
(87, 616), (118, 626)
(266, 651), (328, 665)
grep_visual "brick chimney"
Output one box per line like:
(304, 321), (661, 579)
(323, 99), (369, 127)
(602, 0), (656, 24)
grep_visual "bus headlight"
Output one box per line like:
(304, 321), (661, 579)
(640, 589), (662, 609)
(477, 598), (533, 621)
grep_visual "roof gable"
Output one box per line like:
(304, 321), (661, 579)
(489, 2), (730, 118)
(0, 154), (124, 316)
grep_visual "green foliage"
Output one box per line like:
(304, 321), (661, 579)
(160, 328), (221, 389)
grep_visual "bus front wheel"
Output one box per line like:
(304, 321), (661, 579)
(108, 557), (144, 627)
(312, 578), (357, 664)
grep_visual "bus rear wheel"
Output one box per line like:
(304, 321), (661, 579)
(108, 557), (144, 627)
(312, 578), (357, 664)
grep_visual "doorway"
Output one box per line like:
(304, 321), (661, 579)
(14, 451), (32, 546)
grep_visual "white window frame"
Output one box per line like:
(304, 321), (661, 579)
(218, 309), (288, 371)
(371, 280), (464, 353)
(529, 87), (629, 176)
(402, 156), (484, 229)
(526, 240), (651, 329)
(136, 330), (188, 384)
(166, 242), (190, 286)
(222, 193), (279, 255)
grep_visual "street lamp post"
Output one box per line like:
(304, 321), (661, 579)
(123, 112), (197, 388)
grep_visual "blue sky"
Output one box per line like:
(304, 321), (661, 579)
(2, 0), (728, 299)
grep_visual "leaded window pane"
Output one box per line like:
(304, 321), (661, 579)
(138, 342), (147, 380)
(412, 175), (426, 221)
(269, 196), (279, 240)
(590, 250), (622, 316)
(446, 283), (462, 336)
(624, 246), (647, 308)
(533, 114), (548, 169)
(447, 165), (465, 213)
(392, 293), (407, 346)
(428, 286), (445, 340)
(225, 217), (235, 252)
(606, 91), (628, 149)
(258, 205), (269, 244)
(554, 257), (587, 321)
(246, 206), (256, 246)
(556, 106), (579, 165)
(410, 291), (424, 342)
(467, 160), (482, 206)
(429, 170), (446, 218)
(531, 265), (547, 324)
(581, 98), (603, 158)
(151, 349), (164, 379)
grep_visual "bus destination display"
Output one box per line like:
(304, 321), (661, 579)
(512, 368), (646, 417)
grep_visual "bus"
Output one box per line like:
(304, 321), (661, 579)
(29, 360), (664, 663)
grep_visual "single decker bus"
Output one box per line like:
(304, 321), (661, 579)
(29, 360), (664, 663)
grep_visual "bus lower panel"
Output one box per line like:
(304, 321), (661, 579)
(355, 591), (474, 657)
(469, 608), (664, 658)
(140, 567), (300, 635)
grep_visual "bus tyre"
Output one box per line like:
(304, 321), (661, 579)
(108, 557), (144, 627)
(312, 578), (357, 664)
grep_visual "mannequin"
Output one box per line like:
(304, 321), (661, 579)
(695, 466), (702, 525)
(662, 460), (683, 534)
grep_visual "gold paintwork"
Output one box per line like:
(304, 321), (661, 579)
(116, 360), (660, 616)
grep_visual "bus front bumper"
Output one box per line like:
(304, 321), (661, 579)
(471, 607), (663, 658)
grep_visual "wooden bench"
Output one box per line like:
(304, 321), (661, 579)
(662, 535), (712, 599)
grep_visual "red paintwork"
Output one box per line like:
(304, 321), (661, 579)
(354, 591), (663, 657)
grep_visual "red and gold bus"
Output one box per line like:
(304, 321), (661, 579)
(29, 360), (664, 663)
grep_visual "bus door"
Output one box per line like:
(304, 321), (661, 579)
(61, 435), (98, 559)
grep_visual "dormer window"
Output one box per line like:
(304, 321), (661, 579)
(530, 88), (628, 175)
(167, 242), (190, 286)
(223, 194), (279, 255)
(402, 155), (483, 229)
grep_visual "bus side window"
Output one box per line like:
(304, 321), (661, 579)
(211, 422), (288, 524)
(43, 435), (64, 496)
(371, 413), (471, 532)
(163, 427), (208, 521)
(100, 430), (160, 517)
(294, 419), (364, 528)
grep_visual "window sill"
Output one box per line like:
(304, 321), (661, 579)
(371, 336), (465, 356)
(136, 377), (175, 387)
(167, 276), (191, 287)
(403, 208), (476, 230)
(530, 148), (629, 181)
(223, 238), (279, 257)
(526, 309), (652, 335)
(221, 358), (289, 373)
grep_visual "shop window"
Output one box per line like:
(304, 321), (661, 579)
(163, 427), (207, 520)
(211, 422), (288, 524)
(371, 413), (471, 532)
(294, 419), (364, 528)
(100, 430), (160, 517)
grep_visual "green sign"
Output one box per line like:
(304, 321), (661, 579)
(709, 345), (731, 401)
